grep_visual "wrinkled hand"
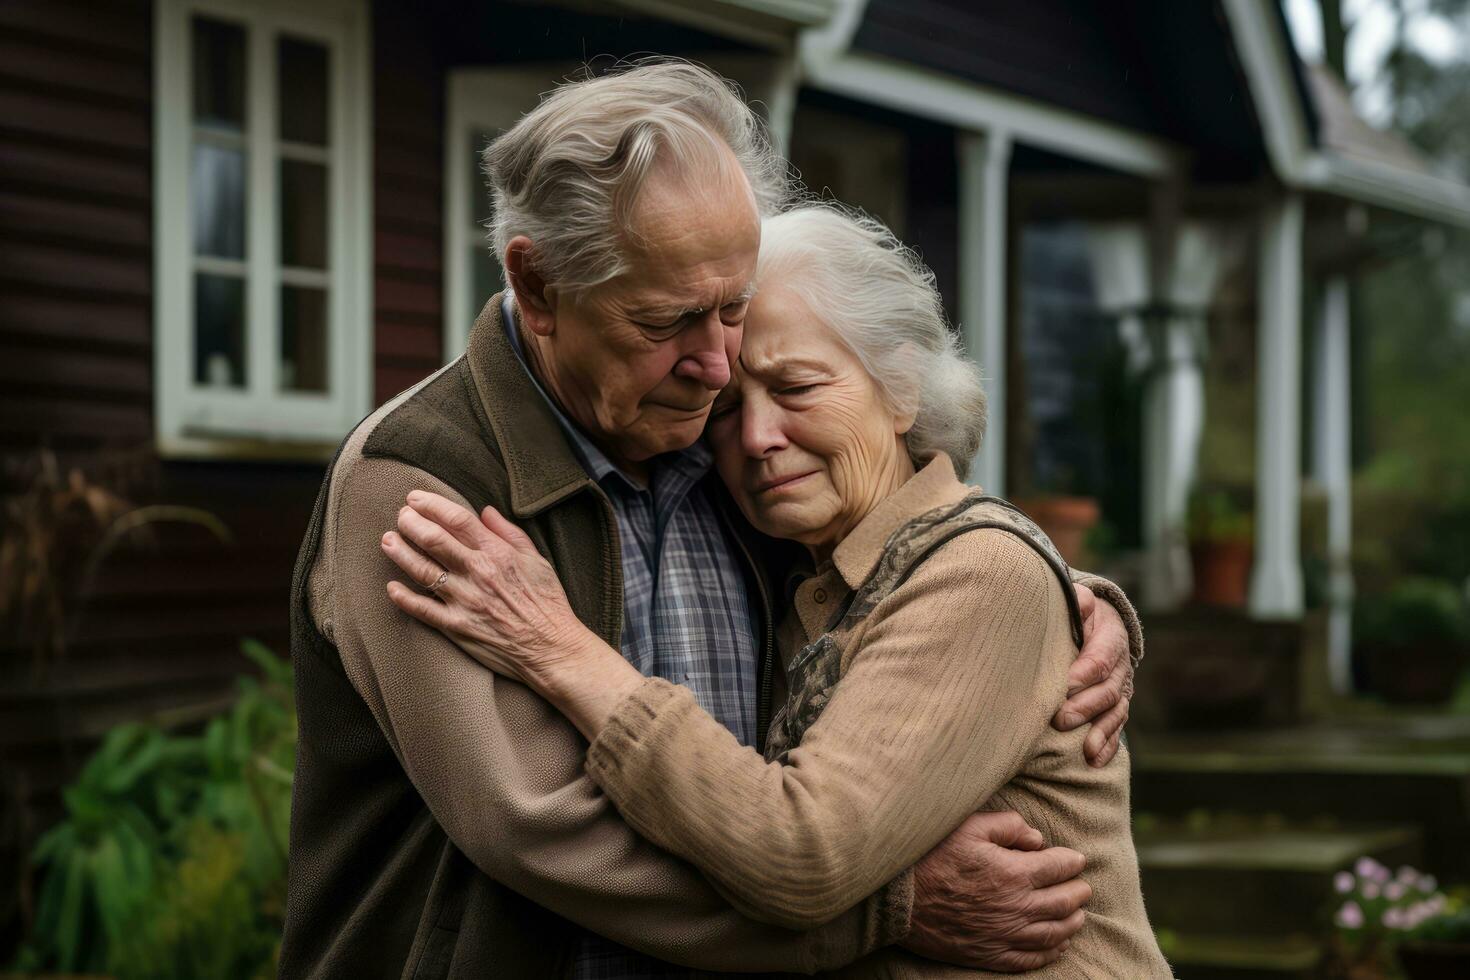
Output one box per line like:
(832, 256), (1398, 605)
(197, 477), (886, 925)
(903, 811), (1091, 972)
(380, 491), (594, 684)
(1053, 585), (1131, 767)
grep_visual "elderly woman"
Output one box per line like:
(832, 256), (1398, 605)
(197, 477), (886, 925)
(381, 205), (1172, 977)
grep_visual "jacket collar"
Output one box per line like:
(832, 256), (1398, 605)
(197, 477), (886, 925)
(830, 454), (969, 589)
(464, 291), (593, 518)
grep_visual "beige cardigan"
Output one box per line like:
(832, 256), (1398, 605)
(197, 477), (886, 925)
(585, 456), (1174, 978)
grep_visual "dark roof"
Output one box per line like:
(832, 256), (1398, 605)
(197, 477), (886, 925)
(850, 0), (1270, 179)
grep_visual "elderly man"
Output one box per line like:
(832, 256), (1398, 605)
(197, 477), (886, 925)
(281, 61), (1138, 979)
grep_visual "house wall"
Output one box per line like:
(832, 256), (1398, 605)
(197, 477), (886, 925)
(0, 1), (449, 921)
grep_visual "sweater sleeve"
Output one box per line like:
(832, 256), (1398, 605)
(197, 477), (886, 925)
(1070, 569), (1145, 671)
(317, 451), (910, 972)
(584, 528), (1070, 930)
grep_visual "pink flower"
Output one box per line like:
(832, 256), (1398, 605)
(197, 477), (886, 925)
(1383, 907), (1407, 929)
(1363, 881), (1381, 900)
(1419, 874), (1438, 894)
(1336, 902), (1365, 929)
(1356, 857), (1387, 881)
(1334, 871), (1355, 893)
(1386, 881), (1407, 901)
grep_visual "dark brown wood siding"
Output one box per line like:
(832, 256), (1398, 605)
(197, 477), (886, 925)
(372, 0), (444, 404)
(0, 3), (449, 944)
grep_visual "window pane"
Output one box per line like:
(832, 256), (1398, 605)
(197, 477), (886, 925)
(192, 17), (246, 130)
(280, 159), (328, 268)
(192, 143), (246, 258)
(195, 274), (247, 388)
(279, 37), (329, 145)
(280, 286), (329, 392)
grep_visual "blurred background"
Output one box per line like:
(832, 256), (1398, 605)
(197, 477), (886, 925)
(3, 0), (1470, 977)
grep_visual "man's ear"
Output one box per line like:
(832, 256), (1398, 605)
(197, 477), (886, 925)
(504, 235), (556, 337)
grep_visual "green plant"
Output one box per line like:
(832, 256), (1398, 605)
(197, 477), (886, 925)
(13, 641), (295, 979)
(1355, 577), (1470, 653)
(1187, 487), (1253, 544)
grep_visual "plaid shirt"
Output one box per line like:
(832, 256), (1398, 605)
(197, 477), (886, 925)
(502, 297), (759, 978)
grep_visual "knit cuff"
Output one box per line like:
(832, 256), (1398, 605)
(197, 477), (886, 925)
(874, 866), (916, 946)
(584, 676), (691, 794)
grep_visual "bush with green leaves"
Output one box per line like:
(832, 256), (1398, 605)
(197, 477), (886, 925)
(1354, 576), (1470, 653)
(13, 640), (295, 979)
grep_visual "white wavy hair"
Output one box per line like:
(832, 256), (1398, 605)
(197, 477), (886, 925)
(482, 58), (789, 295)
(756, 204), (988, 473)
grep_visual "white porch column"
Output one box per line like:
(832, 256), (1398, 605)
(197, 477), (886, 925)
(1249, 195), (1306, 618)
(958, 129), (1012, 493)
(1312, 275), (1355, 690)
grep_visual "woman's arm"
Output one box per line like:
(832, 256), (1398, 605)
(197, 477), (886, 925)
(381, 492), (1072, 929)
(581, 529), (1069, 929)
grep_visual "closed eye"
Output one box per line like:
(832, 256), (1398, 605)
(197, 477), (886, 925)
(778, 384), (818, 397)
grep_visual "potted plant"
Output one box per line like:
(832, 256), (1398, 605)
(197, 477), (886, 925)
(1187, 487), (1254, 608)
(1353, 577), (1470, 705)
(1328, 857), (1467, 979)
(1399, 909), (1470, 979)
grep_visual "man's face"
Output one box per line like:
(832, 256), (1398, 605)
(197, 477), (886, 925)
(533, 157), (761, 465)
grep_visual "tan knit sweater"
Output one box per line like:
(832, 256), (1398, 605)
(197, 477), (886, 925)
(585, 456), (1173, 978)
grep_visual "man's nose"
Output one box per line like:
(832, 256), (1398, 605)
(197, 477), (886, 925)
(672, 318), (732, 389)
(672, 349), (731, 389)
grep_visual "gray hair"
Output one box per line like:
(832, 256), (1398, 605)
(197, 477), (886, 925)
(756, 204), (988, 473)
(482, 59), (789, 294)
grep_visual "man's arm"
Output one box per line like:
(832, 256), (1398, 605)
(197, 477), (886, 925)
(315, 452), (905, 972)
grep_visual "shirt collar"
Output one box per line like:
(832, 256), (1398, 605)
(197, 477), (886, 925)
(830, 454), (969, 589)
(499, 293), (713, 493)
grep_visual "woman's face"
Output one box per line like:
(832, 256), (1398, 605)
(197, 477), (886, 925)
(707, 282), (914, 557)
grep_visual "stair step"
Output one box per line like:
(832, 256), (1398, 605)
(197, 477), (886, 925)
(1158, 932), (1322, 980)
(1136, 821), (1421, 935)
(1137, 824), (1421, 873)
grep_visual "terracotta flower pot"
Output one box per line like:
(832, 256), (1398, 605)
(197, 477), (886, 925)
(1398, 940), (1470, 979)
(1189, 539), (1253, 608)
(1011, 496), (1099, 567)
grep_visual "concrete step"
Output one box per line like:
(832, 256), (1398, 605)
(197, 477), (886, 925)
(1128, 718), (1470, 878)
(1157, 932), (1322, 980)
(1136, 819), (1421, 935)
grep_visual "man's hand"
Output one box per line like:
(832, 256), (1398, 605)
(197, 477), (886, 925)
(903, 811), (1091, 972)
(1053, 584), (1131, 767)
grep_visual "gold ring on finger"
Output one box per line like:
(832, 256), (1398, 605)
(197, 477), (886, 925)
(426, 569), (449, 594)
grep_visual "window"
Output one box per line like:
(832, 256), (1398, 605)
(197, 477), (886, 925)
(154, 0), (370, 454)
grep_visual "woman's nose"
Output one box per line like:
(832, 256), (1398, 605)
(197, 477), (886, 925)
(741, 398), (788, 458)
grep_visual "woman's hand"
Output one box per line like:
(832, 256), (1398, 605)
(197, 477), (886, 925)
(380, 490), (598, 688)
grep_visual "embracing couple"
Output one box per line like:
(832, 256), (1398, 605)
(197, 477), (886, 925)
(279, 61), (1172, 979)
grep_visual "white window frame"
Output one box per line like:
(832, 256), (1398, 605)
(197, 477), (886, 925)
(443, 53), (797, 362)
(154, 0), (372, 458)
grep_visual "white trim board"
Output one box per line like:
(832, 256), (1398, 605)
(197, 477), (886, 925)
(802, 51), (1186, 179)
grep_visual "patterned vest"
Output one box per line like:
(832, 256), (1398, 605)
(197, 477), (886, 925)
(766, 490), (1086, 763)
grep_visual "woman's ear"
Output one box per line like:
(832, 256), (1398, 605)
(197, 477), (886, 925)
(893, 405), (918, 437)
(890, 344), (922, 435)
(504, 235), (556, 337)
